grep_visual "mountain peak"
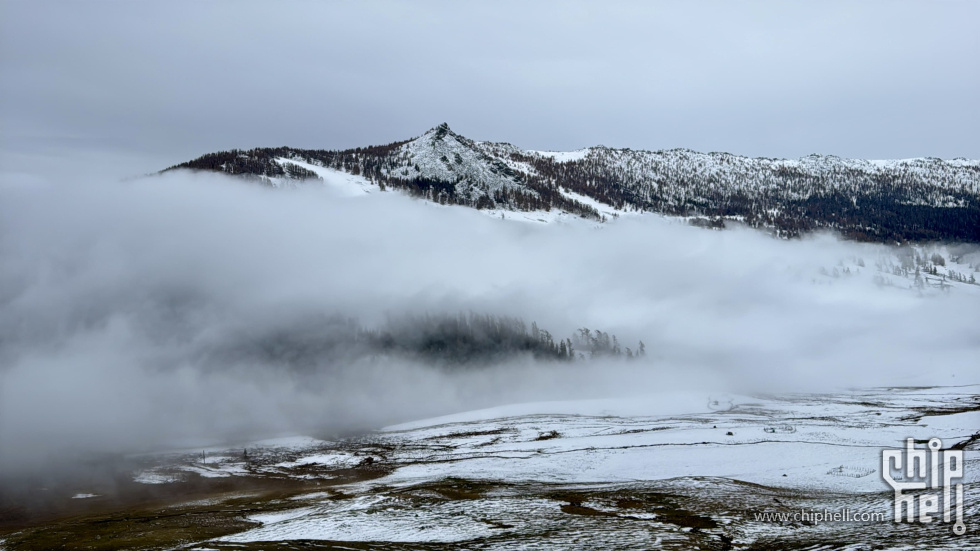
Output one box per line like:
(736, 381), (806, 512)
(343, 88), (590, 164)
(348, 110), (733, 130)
(166, 130), (980, 243)
(423, 122), (454, 141)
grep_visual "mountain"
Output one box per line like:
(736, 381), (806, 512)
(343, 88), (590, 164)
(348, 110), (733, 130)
(165, 123), (980, 242)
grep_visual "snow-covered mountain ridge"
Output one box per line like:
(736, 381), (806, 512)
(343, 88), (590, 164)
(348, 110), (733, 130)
(167, 123), (980, 242)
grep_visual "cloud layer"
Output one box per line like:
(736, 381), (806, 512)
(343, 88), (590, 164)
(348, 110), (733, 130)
(1, 173), (977, 472)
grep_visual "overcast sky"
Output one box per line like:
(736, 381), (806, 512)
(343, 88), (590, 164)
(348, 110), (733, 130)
(2, 0), (978, 183)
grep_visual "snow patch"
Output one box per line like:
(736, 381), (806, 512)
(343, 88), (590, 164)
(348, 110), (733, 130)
(133, 471), (183, 484)
(276, 158), (376, 196)
(530, 149), (591, 162)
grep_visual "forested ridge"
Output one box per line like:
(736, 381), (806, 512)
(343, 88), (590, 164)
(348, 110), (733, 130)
(166, 123), (980, 243)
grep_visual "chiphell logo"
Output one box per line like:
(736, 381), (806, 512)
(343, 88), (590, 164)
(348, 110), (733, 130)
(882, 438), (966, 535)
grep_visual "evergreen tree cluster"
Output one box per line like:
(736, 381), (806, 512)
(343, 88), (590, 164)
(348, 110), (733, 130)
(169, 148), (320, 182)
(202, 312), (643, 372)
(571, 328), (646, 360)
(376, 313), (577, 365)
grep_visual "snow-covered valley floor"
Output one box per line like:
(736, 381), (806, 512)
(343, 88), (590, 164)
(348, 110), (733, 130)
(8, 385), (972, 550)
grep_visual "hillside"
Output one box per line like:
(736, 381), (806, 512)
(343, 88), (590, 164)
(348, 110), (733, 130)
(166, 124), (980, 242)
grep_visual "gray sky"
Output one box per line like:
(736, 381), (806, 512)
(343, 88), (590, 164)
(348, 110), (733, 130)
(1, 0), (978, 183)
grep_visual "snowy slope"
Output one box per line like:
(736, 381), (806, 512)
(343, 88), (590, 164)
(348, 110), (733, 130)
(383, 123), (534, 204)
(376, 387), (979, 493)
(193, 384), (979, 548)
(274, 158), (376, 196)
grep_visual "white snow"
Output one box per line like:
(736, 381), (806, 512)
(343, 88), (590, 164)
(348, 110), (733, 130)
(220, 495), (511, 543)
(383, 392), (717, 431)
(274, 451), (361, 470)
(193, 384), (980, 545)
(558, 187), (642, 219)
(479, 206), (600, 226)
(238, 127), (980, 232)
(275, 158), (376, 196)
(133, 471), (183, 484)
(375, 386), (980, 493)
(530, 149), (592, 163)
(390, 125), (532, 204)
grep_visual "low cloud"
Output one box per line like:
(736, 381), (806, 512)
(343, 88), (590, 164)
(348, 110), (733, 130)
(1, 172), (977, 472)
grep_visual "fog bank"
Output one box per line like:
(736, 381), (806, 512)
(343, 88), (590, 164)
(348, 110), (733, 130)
(1, 172), (977, 472)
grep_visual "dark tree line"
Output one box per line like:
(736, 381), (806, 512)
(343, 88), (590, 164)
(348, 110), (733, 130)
(200, 312), (647, 372)
(167, 148), (320, 182)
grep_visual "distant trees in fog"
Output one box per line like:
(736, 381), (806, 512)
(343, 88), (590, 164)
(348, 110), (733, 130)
(203, 312), (645, 371)
(369, 313), (645, 365)
(572, 328), (645, 360)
